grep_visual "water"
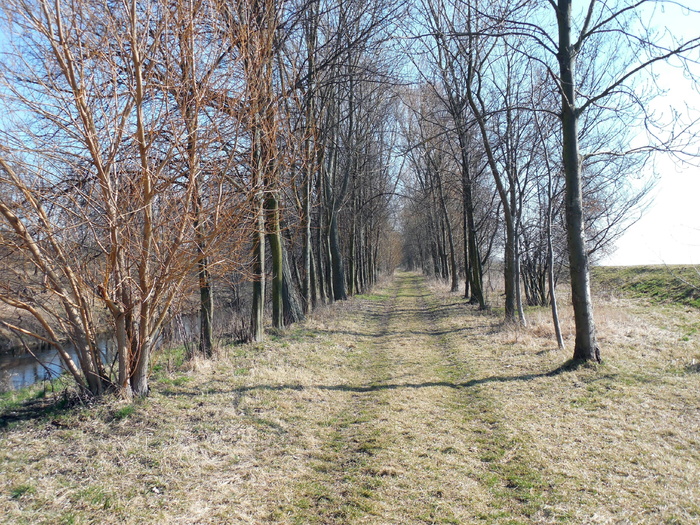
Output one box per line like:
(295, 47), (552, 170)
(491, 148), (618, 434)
(0, 340), (114, 393)
(0, 309), (242, 392)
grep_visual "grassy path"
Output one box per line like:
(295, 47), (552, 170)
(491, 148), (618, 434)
(1, 271), (699, 524)
(283, 272), (545, 524)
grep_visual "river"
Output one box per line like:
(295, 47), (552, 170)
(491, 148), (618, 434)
(0, 310), (238, 392)
(0, 340), (115, 393)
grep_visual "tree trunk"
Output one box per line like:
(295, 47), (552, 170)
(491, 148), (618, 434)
(439, 220), (449, 281)
(462, 186), (471, 300)
(310, 244), (319, 308)
(324, 222), (334, 303)
(465, 85), (510, 316)
(266, 193), (284, 330)
(436, 169), (459, 292)
(503, 215), (517, 323)
(303, 169), (313, 314)
(199, 257), (214, 356)
(282, 239), (305, 325)
(115, 312), (129, 396)
(431, 240), (440, 277)
(556, 0), (599, 362)
(250, 197), (266, 342)
(514, 221), (526, 326)
(315, 210), (327, 304)
(194, 190), (213, 357)
(302, 0), (318, 314)
(130, 335), (151, 397)
(349, 201), (357, 296)
(329, 211), (347, 300)
(358, 223), (367, 292)
(462, 168), (485, 307)
(547, 194), (565, 349)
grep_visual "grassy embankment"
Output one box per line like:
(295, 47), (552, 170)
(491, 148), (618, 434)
(593, 265), (700, 309)
(1, 268), (699, 524)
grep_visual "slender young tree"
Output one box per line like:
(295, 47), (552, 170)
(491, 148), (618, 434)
(544, 0), (700, 361)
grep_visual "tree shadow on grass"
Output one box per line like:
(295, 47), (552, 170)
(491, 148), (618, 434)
(0, 392), (75, 430)
(1, 361), (593, 427)
(160, 359), (592, 398)
(316, 325), (480, 340)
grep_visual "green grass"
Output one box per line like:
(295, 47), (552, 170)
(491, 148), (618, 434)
(0, 384), (47, 413)
(76, 486), (113, 508)
(355, 293), (389, 301)
(1, 341), (191, 429)
(0, 374), (72, 411)
(0, 376), (75, 430)
(593, 265), (700, 307)
(10, 484), (36, 499)
(112, 404), (136, 420)
(151, 344), (187, 378)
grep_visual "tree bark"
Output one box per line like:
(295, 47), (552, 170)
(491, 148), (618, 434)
(282, 240), (305, 325)
(462, 167), (485, 307)
(547, 189), (565, 350)
(329, 211), (347, 301)
(193, 185), (214, 357)
(348, 195), (357, 296)
(302, 0), (318, 315)
(465, 55), (515, 321)
(462, 185), (471, 300)
(502, 215), (517, 322)
(315, 206), (328, 304)
(130, 339), (150, 397)
(198, 256), (214, 356)
(435, 168), (459, 292)
(250, 194), (266, 342)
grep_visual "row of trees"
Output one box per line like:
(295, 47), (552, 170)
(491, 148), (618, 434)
(398, 0), (699, 359)
(0, 0), (697, 397)
(0, 0), (402, 398)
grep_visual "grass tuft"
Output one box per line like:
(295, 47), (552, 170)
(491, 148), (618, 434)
(112, 404), (136, 420)
(10, 484), (35, 499)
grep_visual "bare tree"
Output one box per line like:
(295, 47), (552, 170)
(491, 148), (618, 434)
(544, 0), (700, 361)
(0, 0), (251, 396)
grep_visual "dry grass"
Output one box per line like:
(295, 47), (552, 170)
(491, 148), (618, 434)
(429, 275), (700, 524)
(1, 271), (698, 524)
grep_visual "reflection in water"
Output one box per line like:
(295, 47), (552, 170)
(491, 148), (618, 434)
(0, 340), (115, 393)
